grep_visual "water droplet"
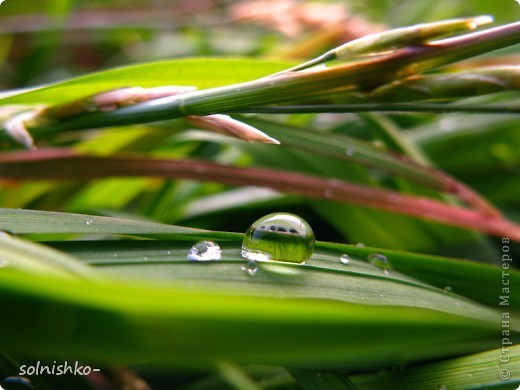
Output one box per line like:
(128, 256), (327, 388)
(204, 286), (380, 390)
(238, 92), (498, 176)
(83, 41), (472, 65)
(85, 218), (93, 225)
(143, 256), (148, 260)
(1, 376), (34, 390)
(436, 385), (448, 390)
(443, 286), (453, 293)
(355, 243), (365, 247)
(187, 240), (222, 261)
(167, 250), (172, 255)
(340, 254), (350, 265)
(323, 189), (333, 199)
(368, 253), (392, 273)
(241, 213), (315, 263)
(241, 260), (258, 276)
(346, 148), (356, 157)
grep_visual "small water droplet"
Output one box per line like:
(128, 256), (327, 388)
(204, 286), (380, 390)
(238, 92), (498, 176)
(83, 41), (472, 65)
(346, 148), (356, 157)
(187, 240), (222, 261)
(1, 376), (34, 390)
(143, 256), (148, 260)
(323, 189), (333, 199)
(443, 286), (453, 293)
(241, 260), (258, 276)
(340, 254), (350, 265)
(355, 243), (365, 247)
(241, 213), (315, 263)
(368, 253), (392, 273)
(167, 250), (172, 255)
(85, 218), (93, 225)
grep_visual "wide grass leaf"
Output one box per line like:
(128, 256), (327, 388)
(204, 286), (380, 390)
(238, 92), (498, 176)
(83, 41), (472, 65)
(0, 58), (290, 105)
(0, 209), (517, 371)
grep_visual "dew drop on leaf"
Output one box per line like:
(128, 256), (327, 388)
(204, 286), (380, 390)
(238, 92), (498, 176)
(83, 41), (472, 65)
(241, 260), (259, 276)
(85, 218), (93, 225)
(187, 240), (222, 261)
(368, 253), (392, 273)
(241, 213), (315, 263)
(340, 254), (350, 265)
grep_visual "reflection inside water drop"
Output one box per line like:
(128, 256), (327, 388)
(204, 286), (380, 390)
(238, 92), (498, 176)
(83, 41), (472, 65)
(241, 213), (315, 264)
(187, 240), (222, 261)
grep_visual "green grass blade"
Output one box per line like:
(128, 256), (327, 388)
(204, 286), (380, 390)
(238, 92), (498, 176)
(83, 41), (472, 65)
(351, 345), (520, 390)
(1, 209), (517, 309)
(0, 232), (95, 280)
(0, 207), (237, 240)
(0, 209), (515, 372)
(288, 369), (358, 390)
(0, 264), (506, 370)
(0, 58), (291, 106)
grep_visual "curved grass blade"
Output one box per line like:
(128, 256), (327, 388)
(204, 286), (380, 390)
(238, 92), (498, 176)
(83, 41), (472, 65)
(1, 150), (517, 240)
(0, 207), (237, 240)
(1, 209), (517, 309)
(350, 345), (520, 390)
(0, 58), (291, 106)
(242, 117), (501, 219)
(45, 240), (503, 322)
(0, 244), (510, 370)
(288, 369), (358, 390)
(0, 232), (95, 280)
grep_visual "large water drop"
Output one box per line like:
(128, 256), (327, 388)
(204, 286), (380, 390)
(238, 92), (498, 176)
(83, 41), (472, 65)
(241, 213), (315, 263)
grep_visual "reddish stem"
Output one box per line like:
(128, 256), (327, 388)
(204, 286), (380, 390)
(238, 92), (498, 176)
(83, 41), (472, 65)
(1, 148), (518, 241)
